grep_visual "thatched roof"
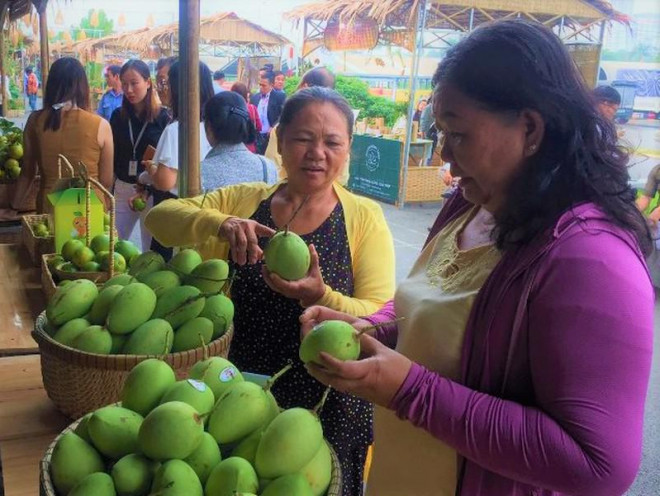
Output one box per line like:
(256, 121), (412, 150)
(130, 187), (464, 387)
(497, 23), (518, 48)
(113, 12), (290, 56)
(286, 0), (629, 29)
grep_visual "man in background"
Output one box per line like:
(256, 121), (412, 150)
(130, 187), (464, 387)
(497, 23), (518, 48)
(213, 70), (226, 93)
(273, 70), (286, 93)
(250, 72), (285, 154)
(264, 67), (350, 185)
(25, 66), (38, 112)
(155, 57), (177, 109)
(97, 65), (122, 121)
(593, 85), (621, 122)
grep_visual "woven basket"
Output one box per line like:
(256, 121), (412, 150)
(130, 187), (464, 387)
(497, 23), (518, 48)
(41, 254), (59, 300)
(39, 416), (342, 496)
(403, 166), (446, 203)
(32, 312), (234, 419)
(22, 214), (55, 266)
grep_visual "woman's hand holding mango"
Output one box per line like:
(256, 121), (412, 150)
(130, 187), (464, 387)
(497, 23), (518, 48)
(218, 217), (276, 265)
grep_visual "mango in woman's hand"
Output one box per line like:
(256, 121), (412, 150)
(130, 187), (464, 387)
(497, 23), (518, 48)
(264, 231), (310, 281)
(299, 320), (360, 364)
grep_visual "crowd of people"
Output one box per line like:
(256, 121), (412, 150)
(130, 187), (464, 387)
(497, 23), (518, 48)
(6, 18), (657, 496)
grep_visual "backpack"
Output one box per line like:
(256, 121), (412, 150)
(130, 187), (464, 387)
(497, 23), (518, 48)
(27, 73), (38, 95)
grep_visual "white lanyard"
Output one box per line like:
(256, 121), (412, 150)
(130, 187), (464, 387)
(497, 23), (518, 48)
(128, 119), (149, 160)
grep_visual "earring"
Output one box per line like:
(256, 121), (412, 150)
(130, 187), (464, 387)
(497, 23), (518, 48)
(527, 144), (537, 154)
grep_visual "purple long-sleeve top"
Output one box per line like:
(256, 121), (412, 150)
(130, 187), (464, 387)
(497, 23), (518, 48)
(365, 195), (654, 496)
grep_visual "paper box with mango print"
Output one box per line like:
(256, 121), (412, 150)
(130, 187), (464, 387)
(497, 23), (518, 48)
(47, 188), (104, 253)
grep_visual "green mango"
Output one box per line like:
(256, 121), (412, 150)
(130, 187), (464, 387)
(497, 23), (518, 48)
(160, 379), (215, 418)
(207, 382), (269, 445)
(121, 359), (176, 417)
(231, 429), (263, 465)
(183, 432), (222, 485)
(115, 239), (140, 264)
(199, 294), (234, 339)
(88, 284), (124, 325)
(187, 357), (243, 400)
(138, 401), (204, 460)
(261, 474), (313, 496)
(50, 432), (104, 495)
(151, 459), (203, 496)
(255, 408), (323, 479)
(103, 274), (137, 289)
(299, 441), (332, 496)
(52, 318), (90, 347)
(204, 457), (258, 496)
(299, 320), (360, 364)
(112, 453), (157, 496)
(184, 259), (229, 294)
(106, 283), (157, 334)
(68, 472), (116, 496)
(172, 317), (213, 352)
(264, 231), (310, 281)
(46, 279), (99, 326)
(71, 325), (113, 354)
(88, 405), (144, 459)
(152, 285), (205, 329)
(140, 270), (181, 298)
(128, 251), (165, 279)
(72, 412), (94, 444)
(169, 249), (203, 276)
(122, 319), (174, 355)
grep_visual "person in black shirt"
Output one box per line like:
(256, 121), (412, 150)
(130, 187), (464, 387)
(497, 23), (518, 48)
(110, 59), (169, 251)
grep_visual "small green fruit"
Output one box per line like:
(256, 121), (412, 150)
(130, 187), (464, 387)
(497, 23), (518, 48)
(62, 239), (85, 261)
(121, 359), (176, 416)
(299, 320), (360, 364)
(88, 405), (144, 459)
(205, 457), (259, 496)
(132, 197), (146, 211)
(68, 472), (115, 496)
(138, 401), (204, 460)
(50, 432), (104, 495)
(264, 231), (310, 281)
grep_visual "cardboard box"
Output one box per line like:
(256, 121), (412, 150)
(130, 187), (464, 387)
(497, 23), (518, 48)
(47, 188), (104, 253)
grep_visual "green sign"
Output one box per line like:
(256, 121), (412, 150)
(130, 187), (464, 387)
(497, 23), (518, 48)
(348, 135), (401, 204)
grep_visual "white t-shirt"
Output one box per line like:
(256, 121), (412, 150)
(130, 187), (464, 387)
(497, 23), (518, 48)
(147, 121), (212, 195)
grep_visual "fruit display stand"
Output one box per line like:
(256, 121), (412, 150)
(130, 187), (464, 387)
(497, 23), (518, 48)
(49, 158), (118, 285)
(21, 214), (55, 267)
(31, 312), (234, 419)
(38, 412), (343, 496)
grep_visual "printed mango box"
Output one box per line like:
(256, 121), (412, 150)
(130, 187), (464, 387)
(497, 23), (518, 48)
(47, 188), (104, 253)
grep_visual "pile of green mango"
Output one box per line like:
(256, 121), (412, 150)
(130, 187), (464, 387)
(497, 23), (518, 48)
(49, 234), (141, 275)
(49, 357), (333, 496)
(44, 248), (234, 355)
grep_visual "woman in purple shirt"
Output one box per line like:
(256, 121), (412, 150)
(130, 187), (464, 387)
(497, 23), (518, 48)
(302, 20), (654, 496)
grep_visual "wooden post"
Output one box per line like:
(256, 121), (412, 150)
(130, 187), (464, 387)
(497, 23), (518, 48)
(36, 1), (49, 97)
(399, 0), (427, 208)
(0, 27), (5, 117)
(178, 0), (201, 198)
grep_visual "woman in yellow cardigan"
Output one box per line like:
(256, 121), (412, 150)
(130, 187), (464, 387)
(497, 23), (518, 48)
(145, 87), (394, 495)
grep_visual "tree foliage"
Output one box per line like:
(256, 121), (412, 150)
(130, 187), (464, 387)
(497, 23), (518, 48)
(282, 74), (406, 127)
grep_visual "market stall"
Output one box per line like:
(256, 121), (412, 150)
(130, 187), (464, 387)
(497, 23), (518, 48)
(287, 0), (627, 205)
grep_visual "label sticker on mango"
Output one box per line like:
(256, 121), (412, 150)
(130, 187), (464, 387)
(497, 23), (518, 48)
(219, 367), (238, 382)
(187, 379), (207, 392)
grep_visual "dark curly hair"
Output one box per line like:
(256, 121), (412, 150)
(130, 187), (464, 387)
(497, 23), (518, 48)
(433, 20), (651, 254)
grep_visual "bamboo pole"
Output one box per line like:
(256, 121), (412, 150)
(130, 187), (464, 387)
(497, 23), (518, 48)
(178, 0), (201, 198)
(37, 2), (49, 97)
(398, 0), (427, 208)
(0, 27), (5, 118)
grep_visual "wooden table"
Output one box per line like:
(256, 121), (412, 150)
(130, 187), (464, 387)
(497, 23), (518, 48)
(0, 354), (69, 496)
(0, 242), (45, 355)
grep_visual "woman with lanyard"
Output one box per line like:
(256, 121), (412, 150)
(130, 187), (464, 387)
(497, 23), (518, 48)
(110, 59), (169, 251)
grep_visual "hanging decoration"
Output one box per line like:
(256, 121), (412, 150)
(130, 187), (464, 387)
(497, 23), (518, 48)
(146, 14), (155, 28)
(55, 9), (64, 25)
(323, 17), (379, 52)
(118, 13), (126, 27)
